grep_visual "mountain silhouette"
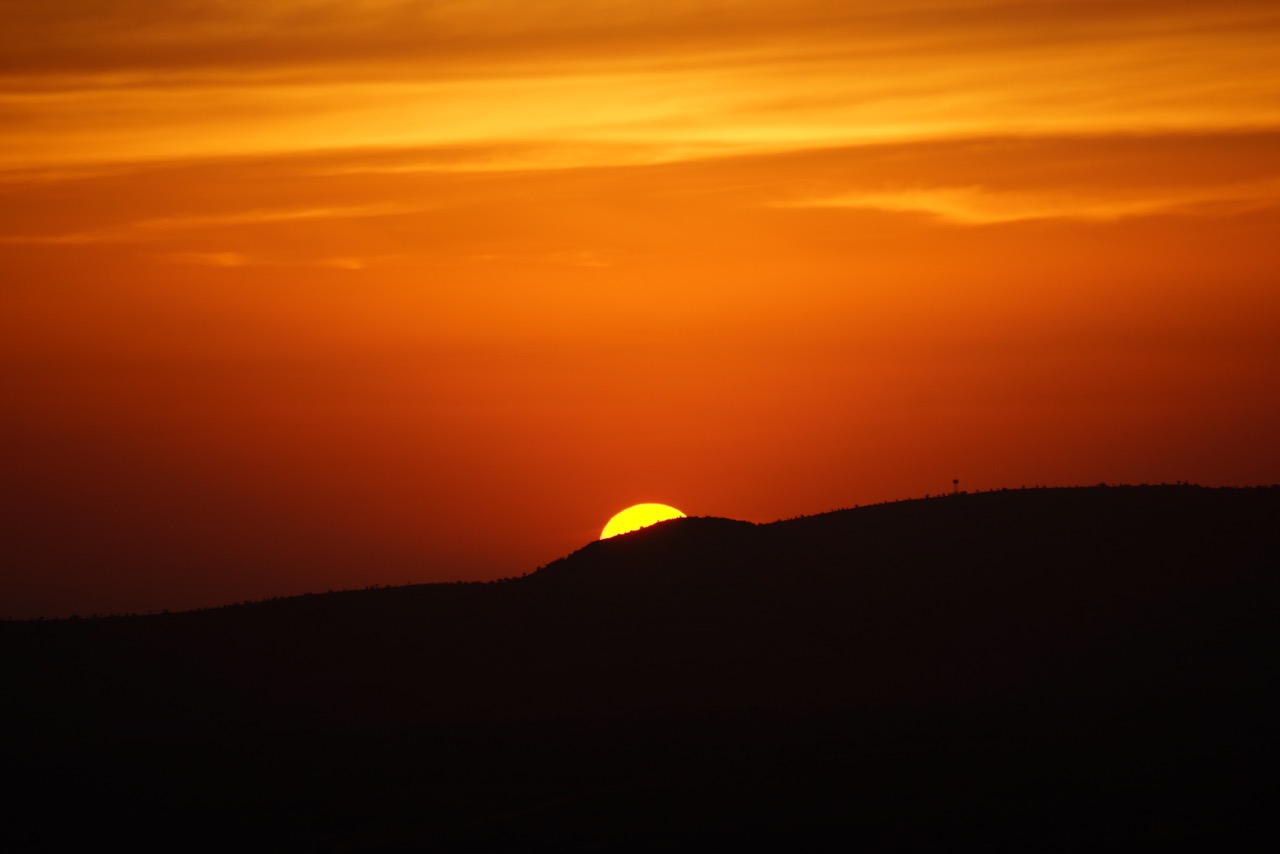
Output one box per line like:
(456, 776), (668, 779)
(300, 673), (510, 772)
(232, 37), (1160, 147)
(3, 485), (1276, 851)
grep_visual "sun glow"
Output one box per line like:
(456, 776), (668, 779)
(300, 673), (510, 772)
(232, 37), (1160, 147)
(600, 503), (687, 540)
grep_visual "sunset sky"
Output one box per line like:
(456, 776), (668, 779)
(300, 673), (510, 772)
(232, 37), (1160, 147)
(4, 1), (1280, 617)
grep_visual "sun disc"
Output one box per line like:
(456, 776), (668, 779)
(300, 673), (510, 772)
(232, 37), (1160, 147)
(600, 503), (686, 539)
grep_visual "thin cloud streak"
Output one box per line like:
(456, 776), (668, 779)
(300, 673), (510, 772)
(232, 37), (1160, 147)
(153, 251), (392, 269)
(783, 180), (1280, 225)
(0, 201), (423, 245)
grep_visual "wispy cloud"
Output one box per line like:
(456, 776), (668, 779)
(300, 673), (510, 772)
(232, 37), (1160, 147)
(780, 179), (1280, 225)
(2, 2), (1279, 170)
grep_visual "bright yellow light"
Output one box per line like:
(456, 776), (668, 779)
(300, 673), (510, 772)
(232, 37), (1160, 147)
(600, 503), (686, 539)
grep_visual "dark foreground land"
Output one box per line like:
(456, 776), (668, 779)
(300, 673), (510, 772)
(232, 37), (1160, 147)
(3, 485), (1277, 851)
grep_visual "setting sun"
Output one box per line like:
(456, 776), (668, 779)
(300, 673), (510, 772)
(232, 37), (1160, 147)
(600, 504), (687, 540)
(2, 1), (1279, 620)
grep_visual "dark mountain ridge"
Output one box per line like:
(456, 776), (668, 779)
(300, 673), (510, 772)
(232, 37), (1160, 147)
(3, 485), (1277, 851)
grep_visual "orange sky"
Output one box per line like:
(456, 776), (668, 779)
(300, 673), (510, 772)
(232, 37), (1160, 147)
(3, 1), (1280, 617)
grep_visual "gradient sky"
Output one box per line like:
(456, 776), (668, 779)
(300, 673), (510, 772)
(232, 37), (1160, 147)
(4, 1), (1280, 617)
